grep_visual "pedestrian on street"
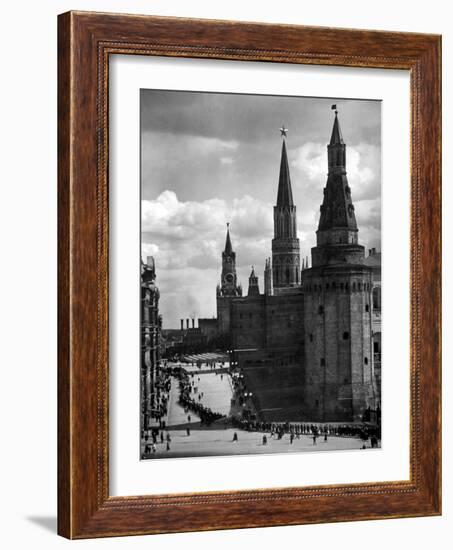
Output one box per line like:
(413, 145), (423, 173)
(262, 435), (267, 445)
(152, 443), (157, 453)
(186, 427), (191, 436)
(313, 435), (317, 445)
(166, 441), (171, 451)
(187, 414), (191, 423)
(290, 433), (294, 444)
(233, 432), (238, 442)
(160, 432), (164, 444)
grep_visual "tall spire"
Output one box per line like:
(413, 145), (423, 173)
(272, 126), (300, 291)
(318, 108), (356, 233)
(330, 110), (344, 145)
(311, 107), (364, 267)
(276, 139), (294, 207)
(224, 222), (233, 254)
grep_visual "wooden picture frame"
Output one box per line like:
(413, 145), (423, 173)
(58, 11), (441, 539)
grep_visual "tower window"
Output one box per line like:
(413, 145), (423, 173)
(320, 358), (325, 366)
(364, 357), (369, 365)
(365, 304), (370, 312)
(373, 287), (382, 310)
(318, 305), (324, 315)
(343, 331), (349, 340)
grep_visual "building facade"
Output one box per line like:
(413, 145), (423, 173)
(141, 256), (162, 430)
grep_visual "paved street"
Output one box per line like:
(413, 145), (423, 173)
(166, 366), (233, 427)
(142, 360), (379, 459)
(143, 425), (377, 458)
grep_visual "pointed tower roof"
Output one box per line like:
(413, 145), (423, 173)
(276, 139), (294, 207)
(247, 266), (260, 296)
(318, 110), (357, 233)
(330, 111), (344, 145)
(224, 223), (233, 254)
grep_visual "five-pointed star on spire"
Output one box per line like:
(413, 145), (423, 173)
(279, 125), (288, 137)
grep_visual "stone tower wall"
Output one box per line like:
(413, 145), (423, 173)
(303, 267), (374, 421)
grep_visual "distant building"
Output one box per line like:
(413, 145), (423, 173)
(141, 256), (162, 430)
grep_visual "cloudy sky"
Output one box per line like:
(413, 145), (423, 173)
(141, 90), (381, 329)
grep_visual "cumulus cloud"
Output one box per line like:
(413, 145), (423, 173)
(140, 91), (382, 328)
(220, 156), (234, 165)
(291, 141), (381, 202)
(141, 191), (275, 325)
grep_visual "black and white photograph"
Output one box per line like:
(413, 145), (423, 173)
(140, 90), (382, 459)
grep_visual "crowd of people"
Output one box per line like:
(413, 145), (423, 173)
(142, 426), (172, 455)
(230, 417), (380, 447)
(147, 369), (172, 427)
(142, 362), (381, 457)
(177, 370), (224, 426)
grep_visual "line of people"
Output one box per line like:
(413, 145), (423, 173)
(177, 371), (224, 426)
(230, 417), (380, 446)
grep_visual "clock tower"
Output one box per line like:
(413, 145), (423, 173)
(216, 224), (241, 335)
(219, 223), (241, 297)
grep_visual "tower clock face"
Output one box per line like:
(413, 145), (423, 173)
(224, 273), (234, 284)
